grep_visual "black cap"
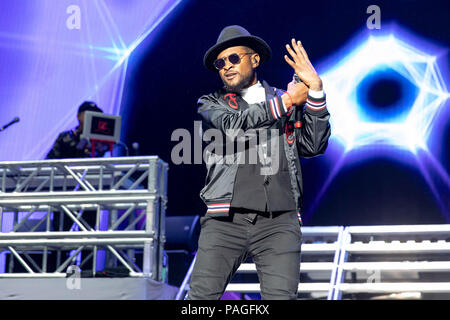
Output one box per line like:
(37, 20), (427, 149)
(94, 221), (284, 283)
(77, 101), (103, 114)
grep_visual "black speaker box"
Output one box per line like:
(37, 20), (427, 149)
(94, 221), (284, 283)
(165, 215), (200, 252)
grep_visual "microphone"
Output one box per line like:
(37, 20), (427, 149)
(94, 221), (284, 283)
(0, 117), (20, 132)
(293, 73), (302, 83)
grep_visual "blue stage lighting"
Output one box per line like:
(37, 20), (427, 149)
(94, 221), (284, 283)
(355, 66), (419, 123)
(303, 30), (450, 224)
(0, 0), (183, 161)
(322, 35), (449, 154)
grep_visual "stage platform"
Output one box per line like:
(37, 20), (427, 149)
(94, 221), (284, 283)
(1, 158), (450, 300)
(177, 224), (450, 300)
(0, 277), (178, 300)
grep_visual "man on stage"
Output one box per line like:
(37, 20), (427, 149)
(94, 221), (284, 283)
(187, 25), (331, 300)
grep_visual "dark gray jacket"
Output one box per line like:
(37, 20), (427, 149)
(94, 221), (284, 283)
(197, 80), (331, 222)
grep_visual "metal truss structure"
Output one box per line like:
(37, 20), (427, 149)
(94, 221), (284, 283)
(177, 224), (450, 300)
(0, 157), (168, 281)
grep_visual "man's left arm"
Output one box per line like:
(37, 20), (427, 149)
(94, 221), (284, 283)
(295, 89), (331, 157)
(283, 38), (331, 157)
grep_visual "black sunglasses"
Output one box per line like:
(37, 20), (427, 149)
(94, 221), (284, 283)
(213, 52), (253, 70)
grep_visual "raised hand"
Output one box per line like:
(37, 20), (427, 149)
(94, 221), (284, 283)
(284, 38), (322, 91)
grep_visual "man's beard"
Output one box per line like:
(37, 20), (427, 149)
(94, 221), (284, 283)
(223, 71), (255, 93)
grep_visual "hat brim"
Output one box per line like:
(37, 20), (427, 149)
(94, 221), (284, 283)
(203, 36), (271, 72)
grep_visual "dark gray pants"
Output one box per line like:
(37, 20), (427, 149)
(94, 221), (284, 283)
(187, 210), (302, 300)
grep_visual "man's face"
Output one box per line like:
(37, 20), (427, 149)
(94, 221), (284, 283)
(217, 46), (258, 92)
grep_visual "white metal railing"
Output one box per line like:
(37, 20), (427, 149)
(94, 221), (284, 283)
(177, 224), (450, 300)
(0, 156), (168, 281)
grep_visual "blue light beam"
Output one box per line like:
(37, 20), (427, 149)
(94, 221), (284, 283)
(322, 35), (449, 154)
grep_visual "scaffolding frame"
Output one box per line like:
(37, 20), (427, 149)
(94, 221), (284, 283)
(0, 156), (168, 280)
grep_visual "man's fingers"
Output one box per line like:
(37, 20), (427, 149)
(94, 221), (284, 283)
(297, 42), (316, 71)
(296, 40), (311, 64)
(285, 44), (300, 65)
(287, 80), (297, 90)
(284, 54), (296, 69)
(287, 79), (296, 86)
(291, 38), (305, 62)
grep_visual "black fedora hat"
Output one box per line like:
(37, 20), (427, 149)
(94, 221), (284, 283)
(204, 25), (271, 72)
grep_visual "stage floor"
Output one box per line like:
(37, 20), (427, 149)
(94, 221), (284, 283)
(0, 277), (178, 300)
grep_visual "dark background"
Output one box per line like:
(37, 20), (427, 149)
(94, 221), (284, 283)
(120, 0), (450, 226)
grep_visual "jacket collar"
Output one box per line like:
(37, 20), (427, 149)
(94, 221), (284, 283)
(218, 79), (277, 111)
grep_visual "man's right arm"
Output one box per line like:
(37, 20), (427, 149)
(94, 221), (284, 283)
(197, 95), (289, 133)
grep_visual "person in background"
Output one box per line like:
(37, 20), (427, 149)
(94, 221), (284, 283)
(46, 101), (107, 159)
